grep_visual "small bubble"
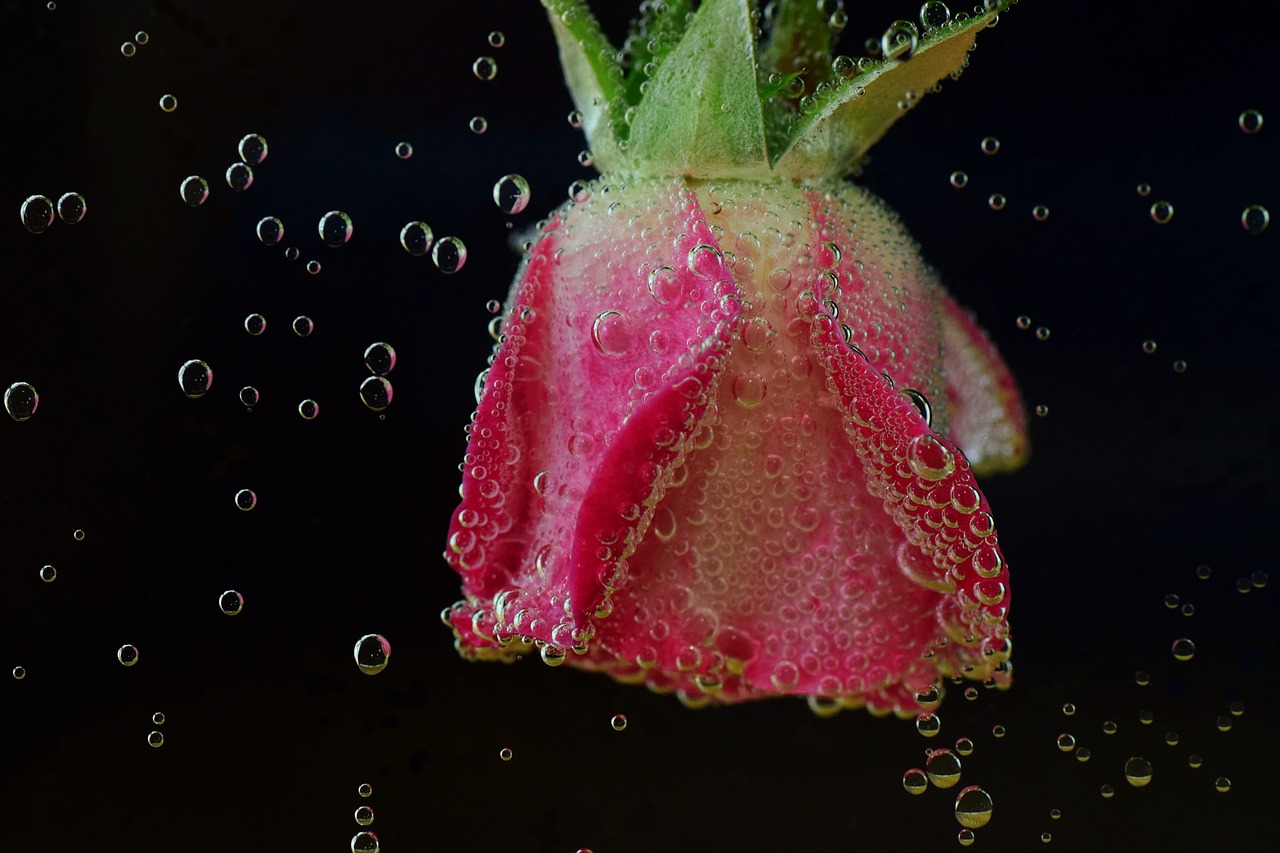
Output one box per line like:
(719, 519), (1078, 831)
(493, 174), (531, 215)
(351, 831), (380, 853)
(21, 194), (55, 233)
(357, 783), (373, 797)
(234, 489), (257, 511)
(158, 94), (178, 112)
(1189, 754), (1203, 769)
(469, 115), (488, 134)
(1172, 359), (1187, 373)
(1237, 577), (1253, 593)
(147, 731), (165, 748)
(1216, 714), (1232, 732)
(225, 162), (254, 191)
(318, 210), (353, 247)
(610, 714), (628, 731)
(1136, 182), (1152, 197)
(1041, 833), (1053, 843)
(432, 236), (468, 273)
(359, 377), (394, 412)
(39, 565), (56, 582)
(256, 216), (284, 245)
(219, 590), (244, 615)
(363, 342), (397, 376)
(919, 1), (952, 32)
(73, 529), (84, 542)
(954, 786), (993, 829)
(1056, 733), (1076, 752)
(1196, 564), (1212, 580)
(12, 666), (26, 680)
(4, 382), (39, 421)
(1135, 670), (1151, 686)
(56, 192), (87, 224)
(244, 313), (267, 335)
(1100, 784), (1115, 799)
(1181, 603), (1195, 616)
(1062, 703), (1076, 716)
(238, 133), (268, 165)
(1015, 315), (1031, 330)
(1240, 204), (1269, 234)
(1165, 731), (1180, 746)
(152, 711), (165, 725)
(1076, 747), (1092, 763)
(568, 180), (592, 204)
(292, 316), (314, 337)
(1139, 709), (1154, 725)
(1034, 403), (1049, 417)
(1032, 204), (1050, 221)
(567, 110), (584, 129)
(117, 644), (139, 666)
(949, 170), (968, 188)
(988, 193), (1006, 210)
(499, 747), (513, 761)
(135, 31), (149, 45)
(954, 738), (974, 756)
(958, 829), (975, 847)
(1035, 326), (1051, 341)
(485, 299), (502, 314)
(394, 141), (413, 160)
(177, 359), (213, 398)
(1149, 200), (1174, 224)
(354, 806), (375, 826)
(179, 176), (209, 207)
(1103, 721), (1118, 735)
(472, 56), (497, 80)
(925, 749), (962, 788)
(980, 136), (1000, 155)
(305, 260), (321, 275)
(400, 221), (434, 256)
(285, 246), (300, 261)
(354, 634), (391, 675)
(297, 399), (319, 420)
(1124, 756), (1153, 787)
(1231, 701), (1246, 717)
(1141, 339), (1157, 354)
(1214, 777), (1232, 793)
(1164, 593), (1180, 609)
(577, 149), (594, 167)
(916, 712), (942, 737)
(903, 768), (929, 795)
(121, 41), (136, 57)
(992, 725), (1006, 738)
(488, 31), (505, 48)
(1238, 109), (1263, 134)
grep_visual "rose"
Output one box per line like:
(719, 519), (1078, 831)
(443, 0), (1025, 714)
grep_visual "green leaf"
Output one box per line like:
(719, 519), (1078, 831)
(542, 0), (626, 171)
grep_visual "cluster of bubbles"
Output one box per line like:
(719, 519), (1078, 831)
(350, 782), (378, 852)
(148, 710), (165, 749)
(119, 29), (149, 57)
(20, 192), (87, 233)
(359, 342), (396, 412)
(180, 133), (267, 207)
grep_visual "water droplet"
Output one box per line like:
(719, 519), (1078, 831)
(1241, 204), (1269, 234)
(39, 565), (56, 582)
(591, 310), (633, 358)
(147, 731), (165, 748)
(12, 666), (26, 680)
(988, 193), (1006, 210)
(318, 211), (353, 247)
(234, 489), (257, 511)
(238, 386), (259, 407)
(1136, 182), (1152, 197)
(472, 56), (497, 80)
(1032, 204), (1050, 221)
(954, 786), (993, 829)
(400, 221), (434, 256)
(1149, 200), (1174, 224)
(731, 372), (767, 408)
(610, 714), (628, 731)
(880, 19), (919, 60)
(298, 399), (320, 420)
(362, 342), (396, 376)
(493, 174), (531, 214)
(180, 176), (209, 207)
(354, 633), (391, 675)
(292, 315), (314, 337)
(354, 806), (374, 826)
(178, 359), (213, 398)
(469, 116), (488, 134)
(351, 831), (380, 853)
(903, 768), (928, 795)
(56, 192), (86, 224)
(499, 747), (513, 761)
(357, 783), (373, 797)
(359, 377), (394, 412)
(925, 749), (961, 788)
(152, 711), (165, 725)
(394, 141), (413, 160)
(1238, 109), (1263, 134)
(158, 94), (178, 113)
(225, 162), (254, 191)
(907, 434), (955, 480)
(135, 31), (149, 45)
(1171, 638), (1196, 661)
(949, 170), (968, 188)
(20, 195), (54, 233)
(219, 590), (244, 615)
(980, 136), (1000, 155)
(4, 382), (39, 421)
(121, 41), (136, 57)
(431, 236), (467, 273)
(117, 644), (139, 666)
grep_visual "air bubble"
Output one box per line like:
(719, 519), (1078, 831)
(12, 666), (26, 680)
(359, 377), (394, 411)
(493, 174), (531, 214)
(949, 171), (968, 188)
(394, 141), (413, 160)
(117, 644), (139, 666)
(499, 747), (513, 761)
(152, 711), (165, 725)
(1015, 315), (1031, 330)
(39, 565), (56, 582)
(256, 217), (284, 245)
(305, 260), (321, 275)
(400, 221), (433, 256)
(1215, 777), (1232, 793)
(238, 133), (268, 164)
(916, 712), (941, 737)
(234, 489), (257, 511)
(610, 714), (628, 731)
(731, 372), (767, 408)
(178, 360), (213, 398)
(135, 31), (148, 44)
(919, 1), (952, 31)
(363, 343), (396, 375)
(1172, 359), (1187, 373)
(469, 116), (488, 134)
(569, 180), (592, 203)
(980, 135), (1000, 155)
(1124, 756), (1152, 787)
(219, 590), (244, 615)
(1171, 638), (1195, 661)
(238, 386), (259, 407)
(1032, 204), (1050, 221)
(953, 786), (992, 829)
(1238, 109), (1263, 134)
(1136, 183), (1152, 197)
(147, 731), (165, 748)
(1240, 204), (1269, 234)
(1034, 326), (1050, 341)
(432, 236), (467, 273)
(291, 316), (314, 337)
(21, 194), (55, 233)
(903, 768), (928, 794)
(354, 633), (391, 675)
(351, 831), (380, 853)
(56, 192), (86, 224)
(1149, 201), (1174, 224)
(319, 211), (353, 247)
(926, 749), (961, 788)
(158, 94), (178, 112)
(880, 20), (919, 60)
(988, 193), (1006, 210)
(121, 42), (136, 57)
(358, 783), (373, 797)
(244, 313), (267, 335)
(298, 399), (320, 420)
(4, 382), (39, 421)
(225, 162), (253, 191)
(180, 176), (209, 207)
(472, 56), (497, 80)
(1141, 339), (1156, 354)
(488, 31), (505, 48)
(591, 311), (633, 358)
(354, 806), (374, 826)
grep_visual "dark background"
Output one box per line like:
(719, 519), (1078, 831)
(2, 1), (1276, 851)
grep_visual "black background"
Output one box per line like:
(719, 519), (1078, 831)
(2, 1), (1277, 851)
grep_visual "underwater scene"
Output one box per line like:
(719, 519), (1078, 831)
(2, 1), (1275, 850)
